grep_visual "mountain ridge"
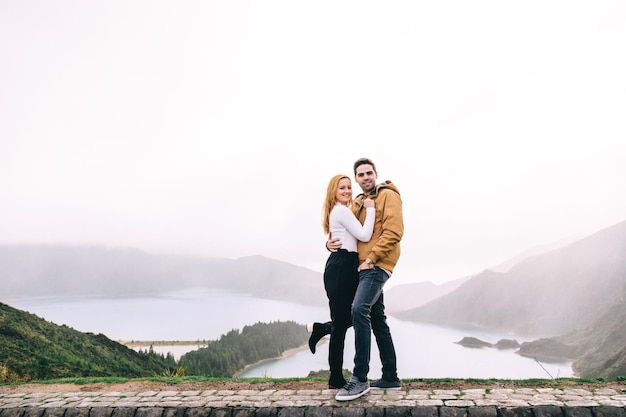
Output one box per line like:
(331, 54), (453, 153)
(0, 245), (327, 307)
(397, 219), (626, 338)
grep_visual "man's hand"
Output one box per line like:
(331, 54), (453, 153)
(357, 260), (374, 272)
(326, 237), (342, 252)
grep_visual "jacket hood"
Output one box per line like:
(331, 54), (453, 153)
(358, 180), (401, 198)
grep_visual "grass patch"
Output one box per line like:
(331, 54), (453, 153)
(1, 376), (619, 389)
(0, 375), (327, 387)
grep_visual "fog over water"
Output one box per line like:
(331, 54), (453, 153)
(8, 288), (573, 379)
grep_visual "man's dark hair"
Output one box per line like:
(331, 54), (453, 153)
(353, 157), (377, 175)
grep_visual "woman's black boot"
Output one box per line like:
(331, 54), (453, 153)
(307, 322), (331, 354)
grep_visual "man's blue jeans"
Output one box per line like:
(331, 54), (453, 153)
(351, 267), (398, 382)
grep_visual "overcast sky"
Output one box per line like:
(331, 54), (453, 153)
(1, 1), (625, 287)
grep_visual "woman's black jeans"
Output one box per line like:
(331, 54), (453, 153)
(323, 249), (359, 387)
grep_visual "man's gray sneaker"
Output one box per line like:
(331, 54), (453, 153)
(335, 378), (370, 401)
(370, 378), (401, 390)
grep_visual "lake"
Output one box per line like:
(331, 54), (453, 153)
(6, 287), (573, 380)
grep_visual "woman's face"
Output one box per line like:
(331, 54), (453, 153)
(335, 177), (353, 205)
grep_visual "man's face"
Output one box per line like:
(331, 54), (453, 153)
(355, 164), (377, 193)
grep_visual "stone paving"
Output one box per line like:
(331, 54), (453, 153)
(1, 386), (626, 412)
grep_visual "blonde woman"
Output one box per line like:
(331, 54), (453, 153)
(309, 174), (375, 389)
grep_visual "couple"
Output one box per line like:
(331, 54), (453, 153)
(310, 157), (404, 401)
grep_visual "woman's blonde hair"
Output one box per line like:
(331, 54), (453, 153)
(322, 174), (351, 235)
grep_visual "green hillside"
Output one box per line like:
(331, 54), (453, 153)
(517, 284), (626, 379)
(0, 302), (175, 382)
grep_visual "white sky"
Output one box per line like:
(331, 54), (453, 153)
(1, 1), (625, 287)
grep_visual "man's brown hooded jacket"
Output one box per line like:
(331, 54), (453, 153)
(352, 180), (403, 273)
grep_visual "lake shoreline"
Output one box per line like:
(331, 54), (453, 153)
(122, 340), (209, 347)
(233, 342), (321, 377)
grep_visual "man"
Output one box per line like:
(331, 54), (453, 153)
(328, 157), (404, 401)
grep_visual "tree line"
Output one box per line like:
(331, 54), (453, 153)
(179, 321), (308, 377)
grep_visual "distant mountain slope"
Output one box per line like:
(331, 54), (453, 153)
(0, 302), (174, 381)
(385, 277), (470, 314)
(488, 236), (581, 273)
(385, 237), (575, 315)
(0, 246), (327, 306)
(397, 220), (626, 337)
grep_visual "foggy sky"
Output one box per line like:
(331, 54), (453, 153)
(1, 1), (625, 287)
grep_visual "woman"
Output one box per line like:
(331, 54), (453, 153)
(309, 174), (375, 389)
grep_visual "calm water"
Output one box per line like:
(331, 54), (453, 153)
(6, 288), (573, 379)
